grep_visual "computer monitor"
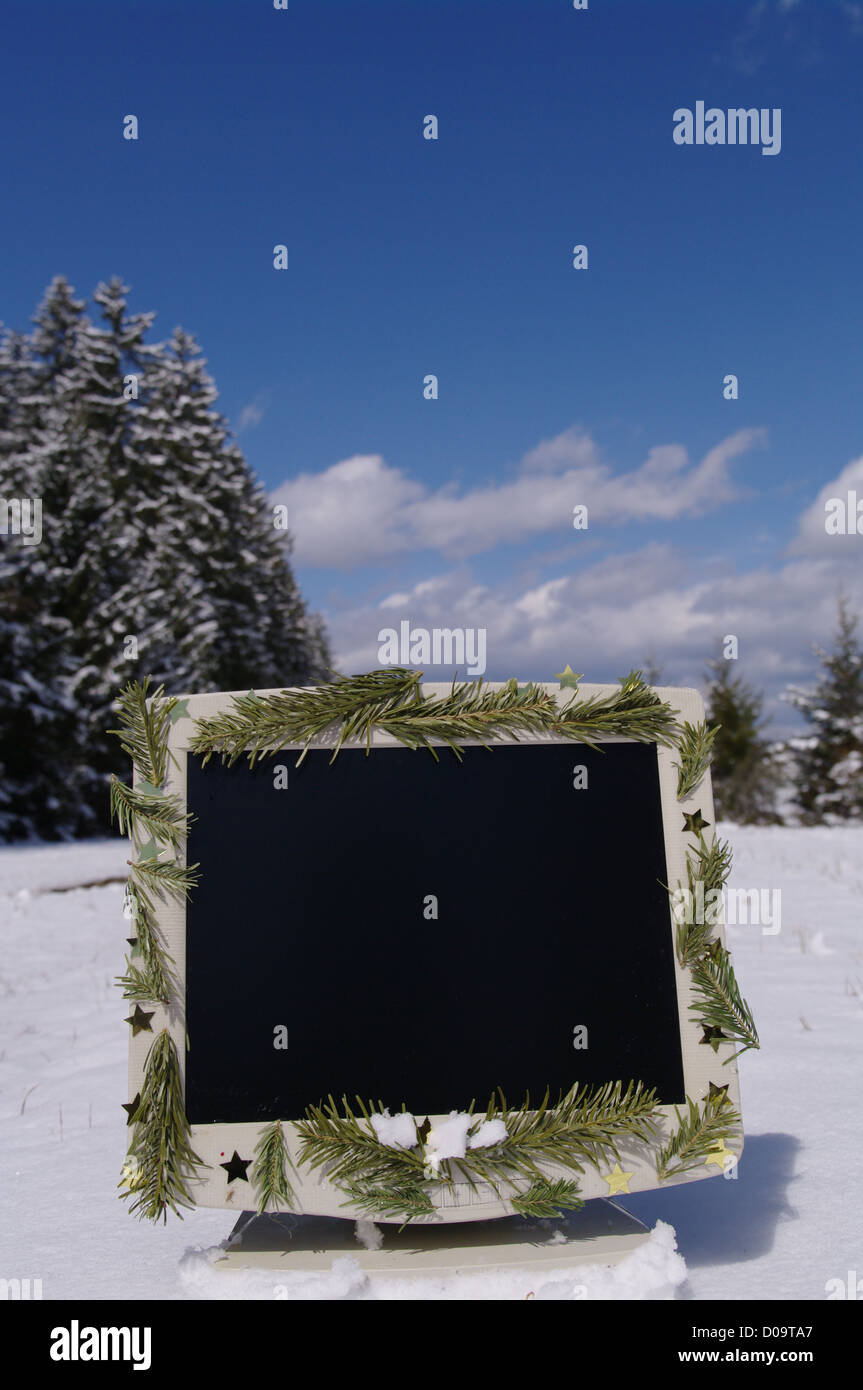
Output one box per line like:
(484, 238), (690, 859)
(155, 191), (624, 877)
(122, 680), (744, 1223)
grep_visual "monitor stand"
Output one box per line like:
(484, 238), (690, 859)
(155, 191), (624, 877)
(213, 1198), (650, 1275)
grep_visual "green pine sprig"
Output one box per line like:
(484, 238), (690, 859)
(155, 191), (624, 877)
(354, 677), (561, 762)
(117, 883), (174, 1004)
(190, 667), (680, 769)
(296, 1082), (659, 1224)
(108, 678), (180, 789)
(656, 1091), (741, 1182)
(251, 1119), (296, 1214)
(690, 947), (760, 1062)
(190, 668), (426, 767)
(672, 833), (733, 967)
(338, 1178), (436, 1226)
(556, 671), (680, 748)
(675, 721), (720, 800)
(688, 833), (733, 896)
(120, 1029), (207, 1221)
(509, 1178), (584, 1218)
(129, 855), (200, 903)
(109, 776), (190, 849)
(115, 960), (169, 1003)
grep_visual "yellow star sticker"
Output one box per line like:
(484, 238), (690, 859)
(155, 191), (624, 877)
(602, 1162), (635, 1195)
(555, 664), (582, 690)
(704, 1139), (735, 1171)
(118, 1157), (144, 1192)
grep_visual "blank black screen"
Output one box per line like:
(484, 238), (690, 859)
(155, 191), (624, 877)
(184, 742), (684, 1122)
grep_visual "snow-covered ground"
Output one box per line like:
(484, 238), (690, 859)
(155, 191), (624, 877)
(1, 826), (861, 1300)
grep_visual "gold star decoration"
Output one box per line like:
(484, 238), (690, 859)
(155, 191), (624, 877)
(699, 1024), (727, 1053)
(118, 1157), (145, 1192)
(122, 1093), (142, 1125)
(706, 939), (727, 963)
(416, 1116), (431, 1145)
(554, 664), (582, 690)
(707, 1081), (731, 1107)
(601, 1162), (635, 1196)
(125, 1005), (154, 1037)
(704, 1139), (735, 1171)
(683, 809), (710, 834)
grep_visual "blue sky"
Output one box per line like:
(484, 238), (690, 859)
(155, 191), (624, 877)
(2, 0), (862, 727)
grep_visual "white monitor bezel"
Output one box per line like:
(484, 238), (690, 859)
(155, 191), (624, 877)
(125, 681), (742, 1221)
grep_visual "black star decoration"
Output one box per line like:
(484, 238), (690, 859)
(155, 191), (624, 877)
(220, 1151), (251, 1183)
(700, 1025), (727, 1053)
(707, 1081), (731, 1107)
(683, 809), (710, 834)
(122, 1093), (142, 1125)
(125, 1005), (154, 1036)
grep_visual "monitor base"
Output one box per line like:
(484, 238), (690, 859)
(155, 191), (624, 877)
(213, 1198), (650, 1275)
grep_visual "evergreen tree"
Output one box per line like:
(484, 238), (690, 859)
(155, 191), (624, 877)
(705, 658), (781, 824)
(128, 326), (329, 693)
(0, 277), (330, 840)
(785, 597), (863, 823)
(0, 316), (82, 838)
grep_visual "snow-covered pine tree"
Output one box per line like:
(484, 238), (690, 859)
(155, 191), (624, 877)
(1, 276), (329, 839)
(785, 597), (863, 823)
(0, 303), (86, 838)
(705, 658), (781, 824)
(128, 324), (329, 693)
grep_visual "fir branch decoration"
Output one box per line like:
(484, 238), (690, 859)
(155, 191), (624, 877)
(296, 1083), (659, 1224)
(556, 671), (680, 748)
(191, 668), (426, 767)
(121, 1029), (206, 1221)
(674, 914), (714, 972)
(109, 678), (180, 789)
(190, 667), (680, 768)
(109, 777), (189, 849)
(115, 961), (169, 1003)
(118, 883), (175, 1004)
(509, 1178), (584, 1219)
(666, 832), (759, 1058)
(690, 947), (760, 1062)
(251, 1120), (296, 1214)
(109, 678), (192, 1007)
(656, 1091), (741, 1182)
(672, 833), (733, 968)
(675, 720), (720, 800)
(129, 855), (199, 903)
(339, 1178), (436, 1225)
(688, 832), (733, 896)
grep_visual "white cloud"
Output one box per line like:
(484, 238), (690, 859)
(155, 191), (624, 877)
(271, 427), (764, 568)
(788, 453), (863, 555)
(321, 531), (863, 734)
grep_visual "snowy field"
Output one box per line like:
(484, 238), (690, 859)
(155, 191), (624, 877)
(1, 826), (861, 1301)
